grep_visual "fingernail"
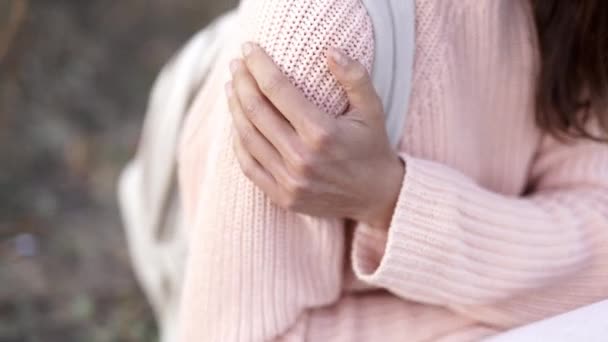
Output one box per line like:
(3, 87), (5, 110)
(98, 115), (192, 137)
(225, 81), (233, 97)
(230, 59), (240, 74)
(328, 47), (349, 67)
(242, 42), (254, 57)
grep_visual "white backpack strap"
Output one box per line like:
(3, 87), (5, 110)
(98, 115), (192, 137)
(140, 11), (237, 238)
(361, 0), (416, 148)
(117, 11), (238, 342)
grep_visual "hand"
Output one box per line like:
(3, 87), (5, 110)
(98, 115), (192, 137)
(226, 42), (405, 230)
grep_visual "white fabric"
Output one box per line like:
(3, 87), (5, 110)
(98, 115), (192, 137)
(361, 0), (415, 148)
(486, 300), (608, 342)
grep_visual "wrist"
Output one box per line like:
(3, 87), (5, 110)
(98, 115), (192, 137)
(361, 154), (405, 231)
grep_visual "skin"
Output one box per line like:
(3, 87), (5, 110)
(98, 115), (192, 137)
(226, 42), (405, 231)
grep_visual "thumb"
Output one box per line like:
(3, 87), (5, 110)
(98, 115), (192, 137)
(327, 47), (383, 117)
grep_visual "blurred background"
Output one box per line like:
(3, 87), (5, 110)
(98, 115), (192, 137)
(0, 0), (235, 341)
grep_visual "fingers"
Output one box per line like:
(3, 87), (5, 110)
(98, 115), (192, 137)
(230, 58), (299, 162)
(327, 47), (384, 117)
(231, 126), (279, 199)
(226, 80), (287, 182)
(240, 42), (329, 134)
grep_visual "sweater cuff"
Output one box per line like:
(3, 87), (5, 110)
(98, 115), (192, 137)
(351, 154), (458, 303)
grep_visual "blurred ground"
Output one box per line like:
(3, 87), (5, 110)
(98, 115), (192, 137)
(0, 1), (235, 341)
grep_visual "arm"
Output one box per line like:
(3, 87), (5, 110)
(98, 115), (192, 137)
(351, 124), (608, 329)
(176, 1), (374, 341)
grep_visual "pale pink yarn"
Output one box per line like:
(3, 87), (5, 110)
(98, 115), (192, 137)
(176, 0), (608, 341)
(239, 0), (374, 115)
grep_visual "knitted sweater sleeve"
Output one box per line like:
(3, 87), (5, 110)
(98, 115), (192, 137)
(176, 1), (374, 341)
(351, 124), (608, 329)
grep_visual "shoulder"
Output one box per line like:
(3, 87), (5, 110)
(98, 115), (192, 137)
(239, 0), (373, 52)
(237, 0), (375, 114)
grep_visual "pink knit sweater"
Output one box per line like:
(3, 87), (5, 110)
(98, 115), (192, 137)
(176, 0), (608, 341)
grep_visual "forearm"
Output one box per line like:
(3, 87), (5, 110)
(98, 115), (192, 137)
(351, 149), (608, 328)
(177, 76), (345, 340)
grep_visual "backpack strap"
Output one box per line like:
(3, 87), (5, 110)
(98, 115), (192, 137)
(139, 11), (237, 239)
(361, 0), (416, 148)
(117, 12), (237, 342)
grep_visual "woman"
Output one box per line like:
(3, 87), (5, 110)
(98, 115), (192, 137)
(176, 0), (608, 340)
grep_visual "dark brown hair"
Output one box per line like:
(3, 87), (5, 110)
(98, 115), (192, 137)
(532, 0), (608, 141)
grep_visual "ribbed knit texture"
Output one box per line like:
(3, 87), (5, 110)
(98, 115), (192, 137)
(176, 0), (608, 341)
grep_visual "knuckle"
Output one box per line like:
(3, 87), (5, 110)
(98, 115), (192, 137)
(290, 151), (315, 176)
(280, 194), (298, 211)
(311, 126), (335, 149)
(242, 96), (265, 120)
(239, 125), (255, 147)
(260, 70), (285, 96)
(275, 187), (297, 210)
(284, 174), (310, 196)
